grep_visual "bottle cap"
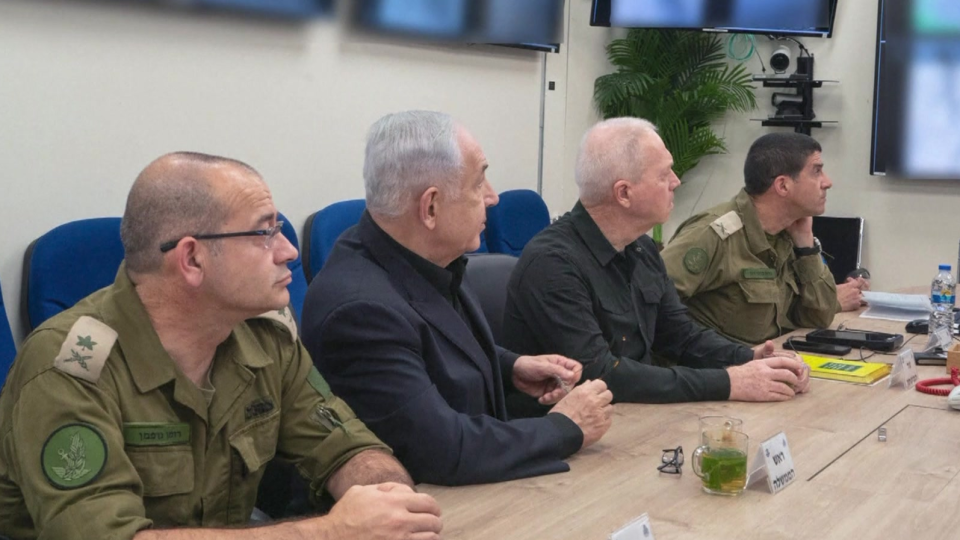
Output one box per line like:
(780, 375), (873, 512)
(939, 264), (952, 271)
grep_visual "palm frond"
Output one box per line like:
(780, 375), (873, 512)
(593, 28), (757, 180)
(594, 72), (657, 117)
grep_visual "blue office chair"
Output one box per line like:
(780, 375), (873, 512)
(22, 214), (307, 333)
(484, 189), (550, 256)
(277, 212), (308, 327)
(302, 199), (366, 282)
(0, 283), (16, 390)
(21, 218), (125, 333)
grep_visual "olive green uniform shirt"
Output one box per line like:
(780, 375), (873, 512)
(662, 189), (839, 344)
(0, 266), (388, 540)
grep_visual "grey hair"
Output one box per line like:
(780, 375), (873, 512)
(575, 117), (659, 206)
(120, 152), (255, 273)
(363, 110), (463, 218)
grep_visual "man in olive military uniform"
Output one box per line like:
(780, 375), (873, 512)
(0, 153), (442, 540)
(662, 132), (839, 344)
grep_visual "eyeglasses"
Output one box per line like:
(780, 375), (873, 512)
(159, 222), (285, 253)
(657, 446), (684, 475)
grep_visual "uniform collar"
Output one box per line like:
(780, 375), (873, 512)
(570, 200), (622, 267)
(734, 189), (776, 256)
(101, 263), (271, 395)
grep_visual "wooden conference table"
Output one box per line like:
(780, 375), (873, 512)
(419, 311), (960, 540)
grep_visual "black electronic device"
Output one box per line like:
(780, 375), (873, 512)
(351, 0), (565, 53)
(590, 0), (838, 38)
(805, 329), (904, 352)
(753, 54), (835, 135)
(847, 268), (871, 280)
(125, 0), (335, 19)
(783, 337), (851, 356)
(915, 349), (948, 365)
(906, 319), (928, 334)
(871, 0), (960, 178)
(905, 310), (960, 334)
(811, 216), (864, 284)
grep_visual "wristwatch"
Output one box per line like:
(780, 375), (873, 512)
(793, 237), (821, 257)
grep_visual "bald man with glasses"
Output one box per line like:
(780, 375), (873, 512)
(0, 152), (442, 540)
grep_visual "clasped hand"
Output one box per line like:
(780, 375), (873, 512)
(513, 355), (583, 405)
(741, 340), (812, 398)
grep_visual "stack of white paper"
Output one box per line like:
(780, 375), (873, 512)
(861, 291), (932, 322)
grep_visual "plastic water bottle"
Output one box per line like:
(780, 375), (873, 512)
(929, 264), (956, 336)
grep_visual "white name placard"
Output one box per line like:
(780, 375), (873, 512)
(923, 326), (953, 352)
(610, 513), (655, 540)
(888, 349), (919, 389)
(746, 431), (796, 494)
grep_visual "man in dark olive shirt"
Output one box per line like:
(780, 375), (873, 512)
(504, 117), (811, 404)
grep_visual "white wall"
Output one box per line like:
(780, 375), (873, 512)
(541, 0), (622, 216)
(0, 0), (547, 341)
(550, 0), (960, 294)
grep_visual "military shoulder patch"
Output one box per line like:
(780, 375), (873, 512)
(307, 366), (332, 399)
(54, 316), (118, 384)
(42, 423), (108, 490)
(709, 211), (744, 240)
(682, 247), (709, 274)
(255, 307), (298, 342)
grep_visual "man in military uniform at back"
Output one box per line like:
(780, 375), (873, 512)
(0, 152), (442, 540)
(662, 133), (839, 344)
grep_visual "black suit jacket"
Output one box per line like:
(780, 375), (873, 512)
(301, 213), (582, 486)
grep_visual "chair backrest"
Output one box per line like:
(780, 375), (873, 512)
(0, 283), (16, 390)
(485, 189), (550, 256)
(302, 199), (366, 282)
(22, 217), (125, 333)
(463, 253), (519, 346)
(277, 212), (308, 326)
(812, 216), (864, 284)
(21, 215), (307, 333)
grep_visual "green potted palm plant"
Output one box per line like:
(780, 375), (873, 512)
(593, 29), (757, 245)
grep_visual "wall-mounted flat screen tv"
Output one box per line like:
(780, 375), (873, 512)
(351, 0), (565, 53)
(591, 0), (837, 38)
(871, 0), (960, 179)
(127, 0), (334, 19)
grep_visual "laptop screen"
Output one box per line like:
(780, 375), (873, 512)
(811, 216), (863, 284)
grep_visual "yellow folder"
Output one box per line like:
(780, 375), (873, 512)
(800, 354), (892, 385)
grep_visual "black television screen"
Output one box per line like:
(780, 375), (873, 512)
(124, 0), (334, 19)
(351, 0), (565, 53)
(871, 0), (960, 179)
(591, 0), (837, 37)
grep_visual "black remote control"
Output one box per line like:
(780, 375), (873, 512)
(783, 338), (852, 356)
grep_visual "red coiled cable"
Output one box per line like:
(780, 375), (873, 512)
(916, 367), (960, 396)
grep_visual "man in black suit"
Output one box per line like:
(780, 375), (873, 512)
(302, 110), (613, 486)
